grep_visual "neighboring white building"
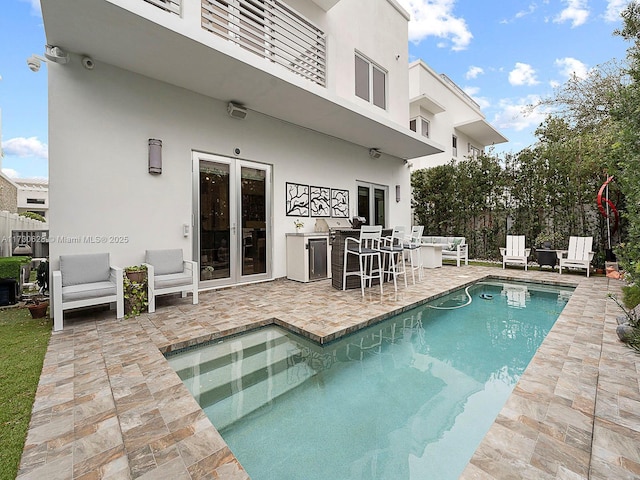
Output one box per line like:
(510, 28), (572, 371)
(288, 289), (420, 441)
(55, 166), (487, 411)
(15, 178), (49, 221)
(408, 60), (507, 170)
(40, 0), (444, 290)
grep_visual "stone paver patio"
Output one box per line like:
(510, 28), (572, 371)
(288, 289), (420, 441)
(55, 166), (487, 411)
(15, 265), (640, 479)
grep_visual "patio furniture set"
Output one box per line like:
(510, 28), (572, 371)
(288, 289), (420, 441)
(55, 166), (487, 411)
(52, 249), (198, 331)
(341, 227), (469, 297)
(500, 235), (595, 277)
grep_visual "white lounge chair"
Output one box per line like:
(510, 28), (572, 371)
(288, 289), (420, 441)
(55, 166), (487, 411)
(559, 236), (594, 277)
(144, 249), (198, 313)
(500, 235), (530, 270)
(52, 253), (124, 331)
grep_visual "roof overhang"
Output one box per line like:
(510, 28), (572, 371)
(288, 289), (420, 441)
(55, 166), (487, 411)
(454, 118), (508, 146)
(40, 0), (443, 160)
(410, 94), (446, 115)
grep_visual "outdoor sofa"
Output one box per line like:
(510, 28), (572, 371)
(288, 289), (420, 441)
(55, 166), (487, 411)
(421, 236), (469, 267)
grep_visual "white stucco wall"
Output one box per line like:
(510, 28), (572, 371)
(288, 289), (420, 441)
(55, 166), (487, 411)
(325, 0), (410, 126)
(48, 58), (412, 279)
(408, 61), (488, 170)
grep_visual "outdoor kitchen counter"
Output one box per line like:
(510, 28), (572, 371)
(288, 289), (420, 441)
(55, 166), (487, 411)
(331, 228), (392, 290)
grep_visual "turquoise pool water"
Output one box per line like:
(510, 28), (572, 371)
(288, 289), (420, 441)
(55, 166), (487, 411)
(167, 280), (573, 480)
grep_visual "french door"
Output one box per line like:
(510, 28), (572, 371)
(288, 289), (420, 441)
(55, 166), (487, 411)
(193, 152), (272, 287)
(357, 181), (387, 227)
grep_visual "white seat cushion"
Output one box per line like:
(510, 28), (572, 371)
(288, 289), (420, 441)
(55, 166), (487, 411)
(154, 272), (193, 289)
(62, 281), (116, 302)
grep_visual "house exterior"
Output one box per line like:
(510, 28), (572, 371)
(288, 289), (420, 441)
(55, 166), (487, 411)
(15, 178), (49, 221)
(40, 0), (443, 294)
(0, 171), (18, 214)
(408, 60), (507, 170)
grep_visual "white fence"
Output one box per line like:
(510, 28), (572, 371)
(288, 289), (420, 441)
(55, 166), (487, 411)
(0, 211), (48, 257)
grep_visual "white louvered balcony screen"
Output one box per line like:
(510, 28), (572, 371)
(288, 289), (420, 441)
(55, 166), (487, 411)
(201, 0), (326, 86)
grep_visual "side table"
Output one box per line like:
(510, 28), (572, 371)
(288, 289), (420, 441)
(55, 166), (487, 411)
(536, 249), (558, 270)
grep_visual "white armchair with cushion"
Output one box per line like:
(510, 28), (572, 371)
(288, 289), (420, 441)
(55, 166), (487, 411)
(144, 249), (198, 313)
(53, 253), (124, 332)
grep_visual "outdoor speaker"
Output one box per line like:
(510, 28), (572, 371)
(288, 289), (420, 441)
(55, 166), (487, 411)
(227, 102), (247, 120)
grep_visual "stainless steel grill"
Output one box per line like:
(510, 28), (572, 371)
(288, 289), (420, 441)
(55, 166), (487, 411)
(315, 218), (352, 245)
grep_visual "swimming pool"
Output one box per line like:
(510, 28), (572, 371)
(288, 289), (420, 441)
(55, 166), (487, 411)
(167, 280), (574, 479)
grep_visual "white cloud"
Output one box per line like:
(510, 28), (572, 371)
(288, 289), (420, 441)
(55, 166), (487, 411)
(465, 66), (484, 79)
(554, 0), (589, 27)
(515, 4), (538, 19)
(464, 87), (490, 109)
(555, 57), (589, 79)
(493, 96), (548, 132)
(2, 168), (19, 179)
(2, 137), (48, 159)
(604, 0), (628, 22)
(508, 63), (539, 86)
(397, 0), (473, 51)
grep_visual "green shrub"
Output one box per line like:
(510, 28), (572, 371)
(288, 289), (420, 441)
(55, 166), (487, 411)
(18, 212), (46, 222)
(622, 284), (640, 310)
(0, 257), (31, 281)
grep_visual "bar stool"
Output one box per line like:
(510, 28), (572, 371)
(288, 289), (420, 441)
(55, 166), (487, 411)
(380, 226), (407, 292)
(403, 226), (424, 283)
(343, 225), (384, 297)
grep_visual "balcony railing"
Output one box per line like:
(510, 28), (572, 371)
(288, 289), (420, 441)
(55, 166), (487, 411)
(144, 0), (181, 16)
(201, 0), (326, 87)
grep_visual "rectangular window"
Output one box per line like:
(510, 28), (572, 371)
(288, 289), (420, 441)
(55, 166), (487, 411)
(452, 135), (458, 157)
(421, 119), (430, 138)
(410, 117), (429, 138)
(355, 53), (386, 109)
(26, 198), (45, 204)
(372, 65), (386, 109)
(355, 55), (370, 102)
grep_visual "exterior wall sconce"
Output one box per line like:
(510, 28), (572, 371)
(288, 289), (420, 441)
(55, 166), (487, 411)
(395, 185), (401, 202)
(148, 139), (162, 174)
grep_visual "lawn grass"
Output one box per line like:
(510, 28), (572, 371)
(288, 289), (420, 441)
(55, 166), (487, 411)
(0, 307), (51, 480)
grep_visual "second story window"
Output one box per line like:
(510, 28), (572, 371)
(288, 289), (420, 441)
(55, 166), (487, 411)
(452, 135), (458, 157)
(410, 117), (430, 138)
(355, 53), (386, 109)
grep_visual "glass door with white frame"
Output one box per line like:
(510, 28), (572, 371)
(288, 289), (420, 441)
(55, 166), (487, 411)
(195, 153), (271, 287)
(357, 182), (387, 227)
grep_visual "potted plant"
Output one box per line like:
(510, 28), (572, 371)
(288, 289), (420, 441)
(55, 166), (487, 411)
(124, 264), (147, 283)
(534, 231), (564, 249)
(26, 295), (49, 319)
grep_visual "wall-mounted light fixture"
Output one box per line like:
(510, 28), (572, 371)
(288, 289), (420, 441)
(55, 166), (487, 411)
(369, 148), (381, 159)
(395, 185), (401, 202)
(148, 139), (162, 174)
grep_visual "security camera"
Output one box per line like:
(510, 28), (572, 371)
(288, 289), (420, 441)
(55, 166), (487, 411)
(81, 56), (95, 70)
(233, 147), (241, 156)
(27, 55), (42, 72)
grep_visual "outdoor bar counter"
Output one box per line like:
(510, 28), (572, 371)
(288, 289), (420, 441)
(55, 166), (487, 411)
(331, 228), (392, 290)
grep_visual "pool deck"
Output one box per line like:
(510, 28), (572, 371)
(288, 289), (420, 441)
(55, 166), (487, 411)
(16, 266), (640, 480)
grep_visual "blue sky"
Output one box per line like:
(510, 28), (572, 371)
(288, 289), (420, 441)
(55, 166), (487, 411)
(0, 0), (632, 179)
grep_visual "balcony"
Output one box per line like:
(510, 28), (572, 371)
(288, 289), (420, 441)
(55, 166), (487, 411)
(40, 0), (443, 159)
(201, 0), (326, 87)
